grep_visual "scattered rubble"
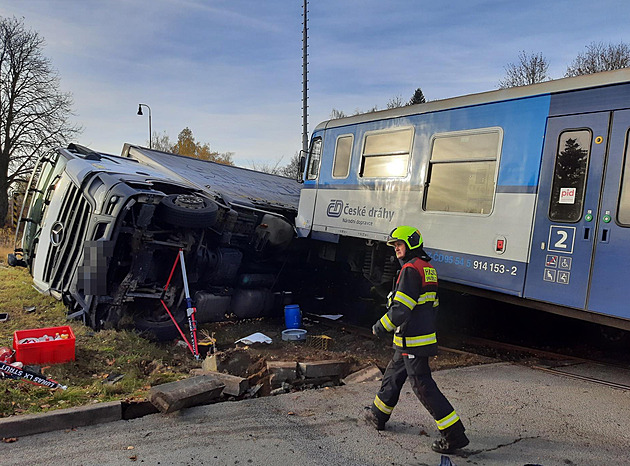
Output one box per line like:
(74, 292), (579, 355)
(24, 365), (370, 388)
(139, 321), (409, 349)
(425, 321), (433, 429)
(141, 316), (489, 414)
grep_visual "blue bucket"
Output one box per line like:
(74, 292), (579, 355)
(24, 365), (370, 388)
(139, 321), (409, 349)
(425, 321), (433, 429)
(284, 304), (301, 329)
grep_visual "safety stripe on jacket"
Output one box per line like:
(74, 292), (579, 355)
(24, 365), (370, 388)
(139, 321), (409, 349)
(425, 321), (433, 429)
(393, 332), (437, 348)
(379, 313), (396, 332)
(393, 290), (417, 310)
(435, 410), (460, 430)
(417, 291), (437, 305)
(374, 394), (394, 415)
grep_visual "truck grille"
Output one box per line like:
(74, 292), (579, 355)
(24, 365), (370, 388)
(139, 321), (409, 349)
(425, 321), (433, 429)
(44, 183), (92, 291)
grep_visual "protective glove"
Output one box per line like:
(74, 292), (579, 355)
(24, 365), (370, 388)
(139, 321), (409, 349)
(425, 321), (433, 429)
(372, 322), (388, 339)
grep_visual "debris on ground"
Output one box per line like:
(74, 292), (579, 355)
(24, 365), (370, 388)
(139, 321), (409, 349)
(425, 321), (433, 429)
(149, 375), (225, 414)
(190, 369), (249, 396)
(235, 332), (272, 345)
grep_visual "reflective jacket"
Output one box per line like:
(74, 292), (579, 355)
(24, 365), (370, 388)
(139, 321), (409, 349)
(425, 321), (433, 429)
(374, 256), (439, 356)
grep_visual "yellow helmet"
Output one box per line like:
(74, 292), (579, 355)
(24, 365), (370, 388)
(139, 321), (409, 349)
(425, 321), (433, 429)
(387, 226), (423, 250)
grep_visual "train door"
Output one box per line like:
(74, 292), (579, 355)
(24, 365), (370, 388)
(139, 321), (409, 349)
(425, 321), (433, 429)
(587, 109), (630, 319)
(296, 136), (322, 238)
(524, 112), (610, 309)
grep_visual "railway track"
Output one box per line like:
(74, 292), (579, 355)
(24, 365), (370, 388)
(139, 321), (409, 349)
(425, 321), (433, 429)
(450, 335), (630, 392)
(306, 311), (630, 391)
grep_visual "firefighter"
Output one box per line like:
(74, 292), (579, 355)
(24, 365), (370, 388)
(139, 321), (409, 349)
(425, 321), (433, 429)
(364, 225), (469, 454)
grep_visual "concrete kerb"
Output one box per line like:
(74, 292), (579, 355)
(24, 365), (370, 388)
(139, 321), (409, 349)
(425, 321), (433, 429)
(0, 361), (359, 439)
(0, 401), (122, 438)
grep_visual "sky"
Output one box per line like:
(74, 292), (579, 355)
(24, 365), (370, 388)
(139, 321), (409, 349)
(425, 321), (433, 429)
(1, 0), (629, 168)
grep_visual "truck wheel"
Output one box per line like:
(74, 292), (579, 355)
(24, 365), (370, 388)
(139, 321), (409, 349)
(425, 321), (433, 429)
(158, 194), (218, 228)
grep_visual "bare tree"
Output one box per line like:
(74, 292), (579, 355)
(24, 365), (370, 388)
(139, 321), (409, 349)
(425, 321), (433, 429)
(565, 41), (630, 77)
(330, 105), (381, 119)
(330, 108), (347, 119)
(250, 152), (301, 179)
(278, 152), (301, 179)
(357, 105), (379, 115)
(498, 51), (550, 89)
(250, 158), (284, 174)
(0, 16), (80, 226)
(150, 130), (173, 152)
(386, 95), (406, 109)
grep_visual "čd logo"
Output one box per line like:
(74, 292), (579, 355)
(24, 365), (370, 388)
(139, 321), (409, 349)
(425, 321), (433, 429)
(327, 200), (343, 217)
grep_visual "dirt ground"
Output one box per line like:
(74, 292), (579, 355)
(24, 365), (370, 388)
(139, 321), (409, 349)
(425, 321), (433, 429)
(198, 314), (492, 396)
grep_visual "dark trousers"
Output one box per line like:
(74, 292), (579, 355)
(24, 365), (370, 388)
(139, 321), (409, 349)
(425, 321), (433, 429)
(371, 350), (465, 440)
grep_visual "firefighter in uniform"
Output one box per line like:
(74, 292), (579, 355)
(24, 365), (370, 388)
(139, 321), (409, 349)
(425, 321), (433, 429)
(364, 226), (469, 454)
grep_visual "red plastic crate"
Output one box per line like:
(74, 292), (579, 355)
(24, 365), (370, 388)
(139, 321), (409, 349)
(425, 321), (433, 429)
(13, 325), (76, 365)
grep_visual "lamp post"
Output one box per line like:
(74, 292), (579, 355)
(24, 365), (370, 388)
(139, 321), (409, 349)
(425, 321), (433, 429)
(137, 103), (152, 148)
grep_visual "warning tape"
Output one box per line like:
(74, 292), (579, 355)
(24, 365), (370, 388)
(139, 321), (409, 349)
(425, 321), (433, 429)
(0, 362), (67, 390)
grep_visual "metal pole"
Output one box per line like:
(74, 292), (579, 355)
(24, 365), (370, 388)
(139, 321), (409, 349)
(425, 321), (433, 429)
(302, 0), (309, 155)
(138, 103), (152, 149)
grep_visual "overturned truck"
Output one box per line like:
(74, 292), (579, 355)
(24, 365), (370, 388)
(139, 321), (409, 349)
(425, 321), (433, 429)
(9, 143), (304, 339)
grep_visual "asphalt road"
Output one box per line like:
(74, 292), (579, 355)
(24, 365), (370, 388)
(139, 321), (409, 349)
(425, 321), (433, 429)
(2, 362), (629, 465)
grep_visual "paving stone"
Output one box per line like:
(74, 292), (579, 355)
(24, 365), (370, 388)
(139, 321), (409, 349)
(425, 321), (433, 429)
(190, 369), (249, 396)
(266, 361), (297, 388)
(298, 360), (347, 379)
(149, 375), (225, 414)
(342, 363), (383, 384)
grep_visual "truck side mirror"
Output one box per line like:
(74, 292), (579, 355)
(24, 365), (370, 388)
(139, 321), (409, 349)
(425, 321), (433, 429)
(298, 154), (307, 183)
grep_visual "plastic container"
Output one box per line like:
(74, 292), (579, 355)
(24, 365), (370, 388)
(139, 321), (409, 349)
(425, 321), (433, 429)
(284, 304), (302, 329)
(281, 328), (307, 341)
(13, 325), (76, 365)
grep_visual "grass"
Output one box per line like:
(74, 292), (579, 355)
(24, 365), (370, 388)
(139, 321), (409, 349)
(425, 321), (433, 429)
(0, 241), (201, 418)
(0, 226), (14, 265)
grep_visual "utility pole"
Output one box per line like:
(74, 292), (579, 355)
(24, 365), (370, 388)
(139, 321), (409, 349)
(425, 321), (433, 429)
(302, 0), (309, 155)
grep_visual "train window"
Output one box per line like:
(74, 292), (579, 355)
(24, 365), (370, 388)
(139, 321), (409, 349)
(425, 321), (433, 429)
(306, 137), (322, 181)
(549, 130), (592, 222)
(332, 135), (353, 178)
(360, 127), (413, 178)
(424, 128), (502, 214)
(617, 130), (630, 225)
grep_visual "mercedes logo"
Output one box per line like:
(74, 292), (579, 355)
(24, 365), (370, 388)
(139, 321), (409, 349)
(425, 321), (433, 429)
(50, 222), (65, 246)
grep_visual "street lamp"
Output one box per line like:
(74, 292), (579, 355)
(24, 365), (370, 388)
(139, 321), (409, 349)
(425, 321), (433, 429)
(137, 103), (152, 149)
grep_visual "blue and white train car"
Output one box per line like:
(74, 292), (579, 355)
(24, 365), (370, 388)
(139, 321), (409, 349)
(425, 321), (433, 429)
(297, 69), (630, 331)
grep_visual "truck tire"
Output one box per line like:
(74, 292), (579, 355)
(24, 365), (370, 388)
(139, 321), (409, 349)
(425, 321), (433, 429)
(158, 194), (218, 228)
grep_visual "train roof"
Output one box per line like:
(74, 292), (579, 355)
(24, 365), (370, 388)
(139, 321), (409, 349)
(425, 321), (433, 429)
(315, 68), (630, 131)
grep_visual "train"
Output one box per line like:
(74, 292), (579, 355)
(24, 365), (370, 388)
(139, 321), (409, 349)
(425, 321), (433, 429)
(296, 68), (630, 332)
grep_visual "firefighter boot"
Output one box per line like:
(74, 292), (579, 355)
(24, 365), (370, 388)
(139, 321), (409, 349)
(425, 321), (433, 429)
(363, 407), (386, 431)
(430, 433), (469, 454)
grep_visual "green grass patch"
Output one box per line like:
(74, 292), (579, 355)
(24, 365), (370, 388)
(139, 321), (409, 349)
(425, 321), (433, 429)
(0, 265), (201, 418)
